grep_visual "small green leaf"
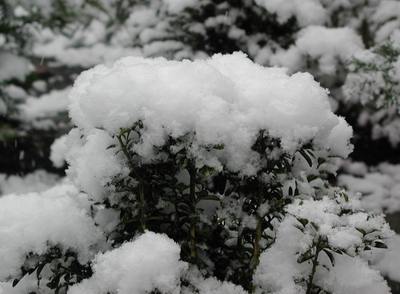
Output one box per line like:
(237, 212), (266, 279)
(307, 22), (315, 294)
(299, 149), (313, 167)
(297, 218), (309, 227)
(322, 249), (335, 266)
(373, 241), (388, 249)
(12, 279), (20, 287)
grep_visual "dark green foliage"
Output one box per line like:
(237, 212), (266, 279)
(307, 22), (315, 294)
(94, 122), (334, 291)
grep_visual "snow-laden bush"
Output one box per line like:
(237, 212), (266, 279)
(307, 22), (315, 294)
(343, 40), (400, 147)
(3, 0), (400, 176)
(0, 53), (390, 293)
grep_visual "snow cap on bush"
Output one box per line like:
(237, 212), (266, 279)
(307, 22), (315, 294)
(68, 231), (188, 294)
(68, 52), (352, 176)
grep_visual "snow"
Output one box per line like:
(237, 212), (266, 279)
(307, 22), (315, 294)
(254, 196), (391, 294)
(0, 52), (31, 81)
(339, 161), (400, 214)
(68, 53), (352, 178)
(255, 0), (327, 27)
(1, 2), (398, 291)
(296, 26), (364, 74)
(343, 42), (400, 146)
(372, 234), (400, 282)
(373, 1), (400, 41)
(186, 270), (247, 294)
(163, 0), (197, 14)
(319, 254), (391, 294)
(68, 231), (188, 294)
(34, 39), (142, 68)
(32, 24), (142, 67)
(19, 88), (70, 123)
(65, 128), (128, 202)
(270, 26), (364, 75)
(50, 135), (68, 168)
(0, 170), (59, 195)
(254, 215), (308, 294)
(0, 183), (103, 280)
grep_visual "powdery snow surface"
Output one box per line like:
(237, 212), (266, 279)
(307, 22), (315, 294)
(186, 270), (247, 294)
(68, 53), (353, 177)
(65, 128), (128, 202)
(0, 183), (103, 280)
(68, 231), (188, 294)
(68, 231), (248, 294)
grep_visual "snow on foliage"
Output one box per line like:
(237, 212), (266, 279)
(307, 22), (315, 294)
(343, 40), (400, 146)
(0, 183), (103, 281)
(19, 88), (71, 128)
(339, 161), (400, 214)
(163, 0), (197, 14)
(33, 53), (389, 293)
(255, 0), (327, 27)
(64, 128), (128, 202)
(271, 26), (364, 75)
(1, 0), (400, 290)
(371, 234), (400, 283)
(69, 231), (187, 294)
(254, 195), (392, 294)
(373, 0), (400, 42)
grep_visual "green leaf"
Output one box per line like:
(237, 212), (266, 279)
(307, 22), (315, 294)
(322, 249), (335, 266)
(199, 194), (221, 201)
(356, 228), (366, 236)
(299, 149), (313, 167)
(373, 240), (388, 249)
(297, 218), (309, 227)
(12, 279), (20, 287)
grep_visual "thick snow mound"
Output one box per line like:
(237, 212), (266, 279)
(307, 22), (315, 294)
(68, 231), (188, 294)
(69, 52), (352, 175)
(0, 183), (103, 280)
